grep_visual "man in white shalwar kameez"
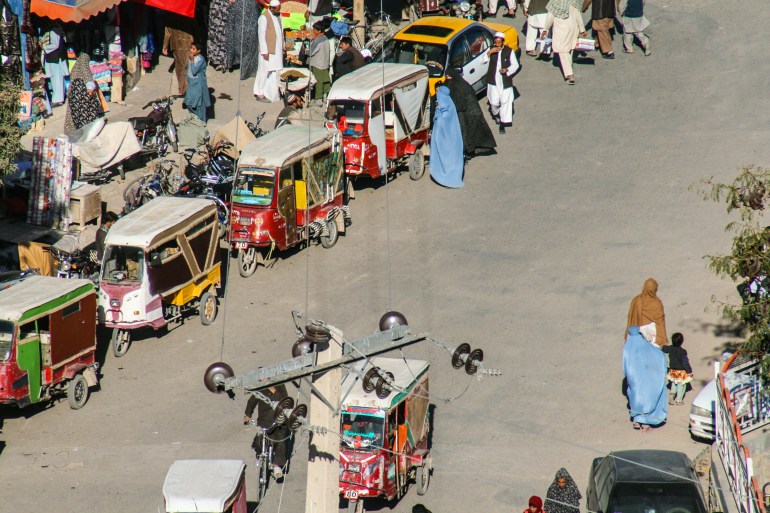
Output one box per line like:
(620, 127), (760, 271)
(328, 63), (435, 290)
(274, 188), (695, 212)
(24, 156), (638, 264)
(254, 0), (284, 102)
(481, 32), (519, 134)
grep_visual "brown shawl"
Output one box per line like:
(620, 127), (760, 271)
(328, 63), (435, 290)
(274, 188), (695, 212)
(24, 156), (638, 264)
(264, 11), (278, 55)
(626, 278), (668, 347)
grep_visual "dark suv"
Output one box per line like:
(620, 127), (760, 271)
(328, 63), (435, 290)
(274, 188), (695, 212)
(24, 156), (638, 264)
(586, 450), (708, 513)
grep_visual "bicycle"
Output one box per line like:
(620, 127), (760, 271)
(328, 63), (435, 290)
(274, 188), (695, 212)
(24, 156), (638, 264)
(248, 419), (290, 505)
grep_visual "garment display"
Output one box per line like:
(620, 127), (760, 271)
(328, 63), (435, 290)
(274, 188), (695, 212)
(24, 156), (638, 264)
(0, 3), (22, 85)
(28, 136), (73, 229)
(208, 0), (229, 70)
(226, 0), (259, 79)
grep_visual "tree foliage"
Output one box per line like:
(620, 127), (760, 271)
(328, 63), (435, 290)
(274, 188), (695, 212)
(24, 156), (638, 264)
(0, 77), (22, 178)
(692, 166), (770, 358)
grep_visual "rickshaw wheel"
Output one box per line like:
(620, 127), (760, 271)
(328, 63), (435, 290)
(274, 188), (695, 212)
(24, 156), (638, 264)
(111, 329), (131, 358)
(319, 220), (339, 249)
(238, 247), (258, 277)
(408, 149), (425, 180)
(416, 463), (431, 495)
(199, 289), (218, 325)
(67, 374), (89, 410)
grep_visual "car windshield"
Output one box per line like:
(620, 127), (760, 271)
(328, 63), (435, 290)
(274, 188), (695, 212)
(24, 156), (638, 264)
(102, 246), (144, 284)
(341, 412), (386, 449)
(0, 320), (13, 362)
(609, 483), (707, 513)
(380, 39), (447, 78)
(233, 168), (275, 206)
(326, 101), (366, 136)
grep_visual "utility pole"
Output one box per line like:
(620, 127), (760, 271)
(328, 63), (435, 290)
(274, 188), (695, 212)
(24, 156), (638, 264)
(353, 0), (365, 50)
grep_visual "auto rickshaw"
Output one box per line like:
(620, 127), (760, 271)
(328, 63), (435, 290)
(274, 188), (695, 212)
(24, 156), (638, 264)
(162, 459), (247, 513)
(339, 357), (431, 513)
(97, 196), (221, 357)
(326, 64), (431, 182)
(230, 124), (350, 278)
(0, 275), (99, 410)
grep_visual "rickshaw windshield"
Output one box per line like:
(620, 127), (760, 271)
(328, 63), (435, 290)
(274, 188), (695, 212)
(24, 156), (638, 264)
(102, 246), (144, 284)
(326, 101), (366, 136)
(381, 40), (447, 78)
(0, 320), (13, 362)
(233, 168), (275, 206)
(341, 412), (386, 449)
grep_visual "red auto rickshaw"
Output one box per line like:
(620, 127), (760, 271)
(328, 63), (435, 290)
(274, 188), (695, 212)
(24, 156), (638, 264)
(326, 64), (431, 182)
(230, 124), (350, 277)
(339, 357), (431, 513)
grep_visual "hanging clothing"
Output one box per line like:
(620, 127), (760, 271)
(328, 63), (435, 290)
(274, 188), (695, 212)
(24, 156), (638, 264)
(0, 4), (22, 85)
(253, 9), (283, 101)
(623, 326), (668, 426)
(208, 0), (230, 70)
(444, 68), (495, 154)
(41, 27), (68, 105)
(185, 53), (210, 121)
(429, 86), (464, 189)
(481, 46), (518, 125)
(226, 0), (259, 79)
(545, 468), (582, 513)
(626, 278), (668, 347)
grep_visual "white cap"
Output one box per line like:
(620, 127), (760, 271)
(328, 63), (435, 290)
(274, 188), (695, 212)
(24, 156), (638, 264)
(494, 31), (505, 39)
(269, 0), (280, 7)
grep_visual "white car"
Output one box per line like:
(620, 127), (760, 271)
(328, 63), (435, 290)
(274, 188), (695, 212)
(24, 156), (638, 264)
(689, 379), (717, 440)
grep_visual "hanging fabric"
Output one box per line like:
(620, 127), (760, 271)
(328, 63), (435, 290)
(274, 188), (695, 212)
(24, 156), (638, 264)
(28, 136), (74, 229)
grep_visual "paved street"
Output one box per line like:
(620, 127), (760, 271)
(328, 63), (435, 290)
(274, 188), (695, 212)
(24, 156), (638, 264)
(3, 0), (770, 510)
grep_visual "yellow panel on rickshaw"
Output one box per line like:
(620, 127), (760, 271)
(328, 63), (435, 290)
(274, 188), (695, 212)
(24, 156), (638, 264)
(169, 264), (221, 306)
(295, 180), (307, 210)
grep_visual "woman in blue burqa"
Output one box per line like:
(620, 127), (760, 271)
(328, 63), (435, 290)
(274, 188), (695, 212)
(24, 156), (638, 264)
(623, 323), (668, 431)
(429, 85), (464, 188)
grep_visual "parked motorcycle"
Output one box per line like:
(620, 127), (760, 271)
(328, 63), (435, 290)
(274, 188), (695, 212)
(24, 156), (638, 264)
(130, 97), (179, 155)
(247, 112), (269, 139)
(46, 234), (100, 283)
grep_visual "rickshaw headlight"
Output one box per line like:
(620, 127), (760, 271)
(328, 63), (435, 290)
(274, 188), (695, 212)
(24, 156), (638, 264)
(363, 461), (378, 477)
(110, 299), (120, 307)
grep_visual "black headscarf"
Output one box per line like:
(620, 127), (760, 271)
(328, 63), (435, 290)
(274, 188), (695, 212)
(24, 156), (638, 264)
(545, 468), (582, 513)
(444, 68), (496, 155)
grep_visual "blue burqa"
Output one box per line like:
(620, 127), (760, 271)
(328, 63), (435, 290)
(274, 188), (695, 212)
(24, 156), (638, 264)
(623, 326), (668, 425)
(429, 86), (464, 188)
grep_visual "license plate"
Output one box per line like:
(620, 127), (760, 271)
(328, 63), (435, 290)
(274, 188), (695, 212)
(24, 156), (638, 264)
(348, 464), (360, 472)
(344, 490), (358, 500)
(234, 242), (248, 250)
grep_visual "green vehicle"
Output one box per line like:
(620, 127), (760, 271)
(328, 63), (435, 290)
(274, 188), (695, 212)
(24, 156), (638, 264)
(0, 275), (99, 410)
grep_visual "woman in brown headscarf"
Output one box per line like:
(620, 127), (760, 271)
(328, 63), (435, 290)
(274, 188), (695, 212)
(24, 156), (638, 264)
(626, 278), (668, 347)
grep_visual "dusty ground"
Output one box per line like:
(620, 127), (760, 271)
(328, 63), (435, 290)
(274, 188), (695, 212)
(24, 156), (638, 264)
(2, 0), (770, 511)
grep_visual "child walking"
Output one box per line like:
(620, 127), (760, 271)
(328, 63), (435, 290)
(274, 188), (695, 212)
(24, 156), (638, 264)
(185, 41), (211, 122)
(662, 332), (693, 405)
(619, 0), (651, 56)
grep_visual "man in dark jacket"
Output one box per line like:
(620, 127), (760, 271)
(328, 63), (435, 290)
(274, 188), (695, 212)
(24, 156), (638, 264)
(243, 383), (290, 478)
(481, 32), (519, 134)
(333, 37), (365, 79)
(444, 69), (495, 159)
(582, 0), (616, 58)
(95, 211), (118, 260)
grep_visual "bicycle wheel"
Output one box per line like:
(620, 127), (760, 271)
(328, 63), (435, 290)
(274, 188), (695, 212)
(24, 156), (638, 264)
(257, 451), (270, 504)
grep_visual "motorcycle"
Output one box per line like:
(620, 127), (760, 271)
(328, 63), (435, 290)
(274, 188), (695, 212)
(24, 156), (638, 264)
(247, 112), (269, 139)
(129, 97), (179, 155)
(46, 233), (100, 283)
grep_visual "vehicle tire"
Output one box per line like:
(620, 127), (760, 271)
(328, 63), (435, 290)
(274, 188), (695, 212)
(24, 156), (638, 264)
(319, 220), (339, 249)
(199, 289), (218, 325)
(408, 149), (425, 180)
(238, 247), (258, 277)
(67, 373), (89, 410)
(347, 500), (365, 513)
(111, 328), (131, 358)
(416, 463), (430, 495)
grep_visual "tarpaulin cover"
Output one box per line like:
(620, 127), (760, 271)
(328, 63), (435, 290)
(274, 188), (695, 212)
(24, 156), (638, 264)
(212, 116), (257, 158)
(30, 0), (124, 23)
(131, 0), (195, 18)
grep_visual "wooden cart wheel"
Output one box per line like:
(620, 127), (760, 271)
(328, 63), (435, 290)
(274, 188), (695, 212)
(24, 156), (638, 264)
(67, 373), (89, 410)
(319, 219), (339, 249)
(111, 328), (131, 358)
(199, 289), (218, 325)
(408, 148), (425, 180)
(416, 463), (430, 495)
(238, 247), (258, 277)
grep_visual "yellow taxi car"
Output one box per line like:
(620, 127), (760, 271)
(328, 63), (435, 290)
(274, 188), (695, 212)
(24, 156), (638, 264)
(378, 17), (519, 94)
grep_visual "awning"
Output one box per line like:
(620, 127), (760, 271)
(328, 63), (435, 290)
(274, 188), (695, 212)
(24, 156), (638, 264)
(30, 0), (124, 22)
(131, 0), (195, 17)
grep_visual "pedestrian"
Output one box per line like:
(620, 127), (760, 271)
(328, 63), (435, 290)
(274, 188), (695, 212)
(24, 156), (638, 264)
(64, 52), (102, 134)
(429, 85), (464, 189)
(333, 36), (365, 79)
(309, 21), (331, 100)
(625, 278), (668, 347)
(526, 496), (544, 513)
(541, 0), (586, 84)
(523, 0), (549, 56)
(184, 41), (211, 122)
(226, 0), (260, 79)
(41, 24), (68, 107)
(487, 0), (518, 18)
(275, 93), (305, 128)
(443, 68), (496, 159)
(582, 0), (615, 59)
(662, 332), (693, 405)
(254, 0), (284, 103)
(545, 468), (582, 513)
(623, 323), (668, 431)
(619, 0), (651, 55)
(162, 14), (196, 96)
(243, 384), (290, 478)
(481, 32), (519, 134)
(95, 211), (118, 260)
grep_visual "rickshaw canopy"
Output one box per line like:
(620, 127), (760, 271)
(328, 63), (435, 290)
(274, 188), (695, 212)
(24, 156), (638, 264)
(341, 357), (429, 410)
(238, 125), (335, 170)
(105, 197), (217, 249)
(163, 459), (246, 512)
(327, 64), (429, 103)
(0, 275), (94, 324)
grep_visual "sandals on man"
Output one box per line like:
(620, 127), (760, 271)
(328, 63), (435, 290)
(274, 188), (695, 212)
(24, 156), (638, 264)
(565, 75), (575, 85)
